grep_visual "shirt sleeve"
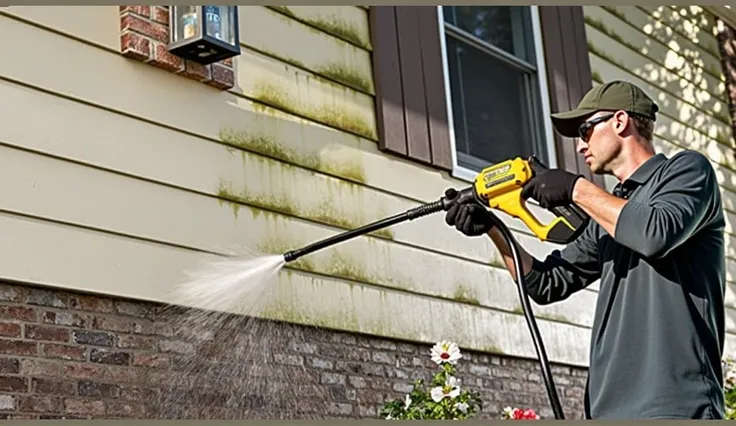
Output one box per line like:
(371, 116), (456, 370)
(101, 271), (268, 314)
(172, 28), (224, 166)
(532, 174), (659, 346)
(613, 150), (719, 258)
(522, 218), (601, 305)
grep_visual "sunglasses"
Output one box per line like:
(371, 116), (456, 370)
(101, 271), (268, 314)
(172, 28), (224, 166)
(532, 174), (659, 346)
(577, 113), (615, 142)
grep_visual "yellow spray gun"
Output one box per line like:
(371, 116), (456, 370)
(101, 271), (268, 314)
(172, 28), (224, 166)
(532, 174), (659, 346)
(282, 155), (590, 420)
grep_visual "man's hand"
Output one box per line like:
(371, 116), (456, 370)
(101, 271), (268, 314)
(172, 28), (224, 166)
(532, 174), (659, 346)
(444, 189), (497, 237)
(521, 168), (584, 209)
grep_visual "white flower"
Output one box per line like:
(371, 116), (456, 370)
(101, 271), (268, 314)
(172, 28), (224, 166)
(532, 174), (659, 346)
(455, 402), (469, 413)
(404, 394), (412, 409)
(430, 341), (462, 365)
(430, 375), (461, 402)
(502, 406), (515, 419)
(385, 414), (393, 420)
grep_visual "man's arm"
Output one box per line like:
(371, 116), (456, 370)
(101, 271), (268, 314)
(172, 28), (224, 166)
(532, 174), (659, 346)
(486, 219), (601, 305)
(572, 150), (718, 258)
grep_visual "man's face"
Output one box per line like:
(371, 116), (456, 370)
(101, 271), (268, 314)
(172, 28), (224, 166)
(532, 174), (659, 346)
(575, 111), (621, 175)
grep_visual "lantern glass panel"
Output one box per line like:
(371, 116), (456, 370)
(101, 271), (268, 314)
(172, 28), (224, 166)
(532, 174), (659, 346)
(203, 6), (237, 46)
(174, 6), (200, 41)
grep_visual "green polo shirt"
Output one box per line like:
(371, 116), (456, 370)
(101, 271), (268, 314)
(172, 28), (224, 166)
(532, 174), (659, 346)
(523, 150), (726, 419)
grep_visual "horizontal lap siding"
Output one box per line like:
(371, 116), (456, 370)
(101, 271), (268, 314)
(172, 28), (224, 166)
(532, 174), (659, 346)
(0, 5), (600, 368)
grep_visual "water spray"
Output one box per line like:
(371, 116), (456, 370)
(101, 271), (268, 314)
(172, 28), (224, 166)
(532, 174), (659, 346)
(282, 177), (570, 419)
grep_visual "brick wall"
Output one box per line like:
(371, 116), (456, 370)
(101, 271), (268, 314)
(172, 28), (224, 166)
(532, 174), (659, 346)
(0, 281), (587, 419)
(717, 18), (736, 141)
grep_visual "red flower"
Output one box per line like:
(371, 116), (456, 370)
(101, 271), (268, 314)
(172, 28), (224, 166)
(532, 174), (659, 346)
(511, 408), (539, 420)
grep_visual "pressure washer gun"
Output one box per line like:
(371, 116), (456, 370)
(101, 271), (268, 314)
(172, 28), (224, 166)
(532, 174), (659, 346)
(283, 155), (589, 262)
(444, 156), (590, 244)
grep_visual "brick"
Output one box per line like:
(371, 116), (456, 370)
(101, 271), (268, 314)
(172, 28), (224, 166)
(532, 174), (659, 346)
(92, 316), (135, 333)
(19, 395), (61, 413)
(120, 14), (168, 43)
(133, 321), (172, 337)
(0, 285), (24, 302)
(207, 64), (235, 90)
(117, 334), (156, 350)
(63, 363), (106, 381)
(0, 306), (37, 322)
(120, 31), (151, 62)
(0, 358), (19, 374)
(64, 398), (105, 416)
(20, 359), (65, 377)
(119, 6), (151, 17)
(26, 325), (70, 342)
(309, 357), (333, 370)
(69, 295), (114, 314)
(0, 375), (26, 392)
(0, 322), (21, 338)
(41, 343), (86, 361)
(131, 353), (168, 369)
(72, 330), (114, 347)
(27, 288), (67, 308)
(107, 366), (139, 383)
(79, 380), (119, 398)
(320, 372), (345, 385)
(43, 311), (90, 328)
(90, 349), (130, 366)
(181, 60), (212, 82)
(151, 6), (169, 25)
(0, 395), (16, 411)
(151, 43), (184, 73)
(114, 301), (154, 319)
(31, 378), (75, 396)
(0, 340), (37, 356)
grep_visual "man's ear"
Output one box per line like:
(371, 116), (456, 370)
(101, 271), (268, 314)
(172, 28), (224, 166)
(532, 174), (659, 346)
(612, 110), (630, 136)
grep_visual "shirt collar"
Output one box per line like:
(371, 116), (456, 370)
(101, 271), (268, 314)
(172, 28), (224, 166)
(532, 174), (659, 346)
(613, 153), (667, 195)
(624, 153), (667, 185)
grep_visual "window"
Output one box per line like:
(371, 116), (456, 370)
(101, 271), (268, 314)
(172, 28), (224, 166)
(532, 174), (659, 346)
(439, 6), (555, 181)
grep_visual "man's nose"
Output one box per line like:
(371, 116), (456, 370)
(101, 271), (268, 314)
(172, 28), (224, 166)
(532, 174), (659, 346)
(576, 139), (587, 154)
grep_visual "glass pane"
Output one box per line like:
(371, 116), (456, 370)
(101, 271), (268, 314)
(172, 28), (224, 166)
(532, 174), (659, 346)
(176, 6), (200, 41)
(203, 6), (235, 45)
(443, 6), (534, 63)
(445, 36), (544, 169)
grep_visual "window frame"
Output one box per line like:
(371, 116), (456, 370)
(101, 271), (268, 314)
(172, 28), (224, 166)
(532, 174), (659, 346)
(436, 5), (558, 183)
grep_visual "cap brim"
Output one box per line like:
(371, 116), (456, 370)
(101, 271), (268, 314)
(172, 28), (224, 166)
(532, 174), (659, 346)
(550, 108), (597, 138)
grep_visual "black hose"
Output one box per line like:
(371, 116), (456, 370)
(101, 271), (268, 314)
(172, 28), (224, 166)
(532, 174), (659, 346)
(492, 216), (565, 419)
(282, 197), (565, 419)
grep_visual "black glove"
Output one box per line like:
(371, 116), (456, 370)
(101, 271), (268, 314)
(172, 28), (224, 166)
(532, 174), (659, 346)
(444, 189), (496, 237)
(520, 168), (583, 209)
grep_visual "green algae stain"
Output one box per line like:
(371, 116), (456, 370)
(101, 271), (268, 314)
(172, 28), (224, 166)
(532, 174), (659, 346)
(251, 80), (376, 141)
(217, 175), (393, 241)
(218, 127), (367, 184)
(452, 283), (481, 306)
(317, 63), (373, 94)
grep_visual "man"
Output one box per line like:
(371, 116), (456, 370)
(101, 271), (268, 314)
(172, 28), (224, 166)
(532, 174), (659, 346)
(445, 80), (726, 419)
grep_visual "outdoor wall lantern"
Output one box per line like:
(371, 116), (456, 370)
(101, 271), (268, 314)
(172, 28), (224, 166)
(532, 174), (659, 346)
(168, 6), (241, 65)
